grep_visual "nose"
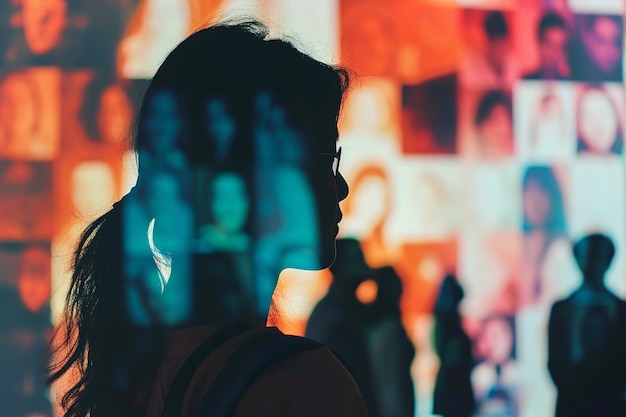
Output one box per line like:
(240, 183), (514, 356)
(336, 172), (349, 203)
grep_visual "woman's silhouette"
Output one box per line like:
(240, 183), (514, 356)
(48, 21), (366, 417)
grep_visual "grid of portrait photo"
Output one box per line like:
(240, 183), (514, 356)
(339, 0), (625, 416)
(0, 0), (624, 416)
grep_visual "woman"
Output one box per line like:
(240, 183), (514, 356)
(521, 166), (567, 305)
(48, 21), (365, 417)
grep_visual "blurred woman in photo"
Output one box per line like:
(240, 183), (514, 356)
(521, 166), (568, 305)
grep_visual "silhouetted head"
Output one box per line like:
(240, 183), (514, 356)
(117, 20), (351, 323)
(573, 233), (615, 283)
(330, 238), (370, 290)
(371, 265), (402, 315)
(434, 274), (464, 315)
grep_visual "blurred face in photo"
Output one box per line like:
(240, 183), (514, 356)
(0, 73), (38, 144)
(22, 0), (67, 55)
(578, 89), (619, 154)
(18, 246), (51, 313)
(144, 91), (182, 154)
(97, 85), (133, 144)
(523, 179), (551, 229)
(539, 27), (569, 76)
(477, 317), (514, 365)
(585, 17), (622, 74)
(210, 172), (249, 236)
(477, 103), (513, 156)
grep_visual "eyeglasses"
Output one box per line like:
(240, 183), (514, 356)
(319, 146), (342, 176)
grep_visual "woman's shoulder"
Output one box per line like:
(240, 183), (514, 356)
(238, 338), (369, 416)
(175, 325), (368, 417)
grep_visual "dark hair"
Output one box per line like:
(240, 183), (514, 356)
(576, 85), (623, 155)
(484, 11), (508, 40)
(434, 274), (464, 315)
(522, 166), (567, 233)
(573, 233), (616, 280)
(537, 11), (568, 41)
(48, 20), (349, 417)
(474, 90), (511, 127)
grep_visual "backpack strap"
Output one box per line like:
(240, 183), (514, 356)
(160, 323), (253, 417)
(194, 329), (323, 417)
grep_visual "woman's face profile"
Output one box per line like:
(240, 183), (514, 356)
(578, 90), (618, 154)
(210, 173), (249, 235)
(523, 179), (551, 228)
(144, 91), (182, 153)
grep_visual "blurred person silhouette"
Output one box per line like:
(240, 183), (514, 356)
(474, 90), (514, 158)
(364, 266), (415, 417)
(571, 15), (623, 82)
(47, 21), (367, 417)
(576, 85), (623, 156)
(306, 237), (378, 416)
(472, 316), (518, 417)
(548, 233), (626, 417)
(461, 11), (516, 90)
(521, 166), (567, 305)
(432, 274), (475, 417)
(0, 244), (52, 417)
(523, 12), (570, 80)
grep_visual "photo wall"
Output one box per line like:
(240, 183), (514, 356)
(0, 0), (624, 416)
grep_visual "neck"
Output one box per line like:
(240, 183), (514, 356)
(581, 278), (605, 290)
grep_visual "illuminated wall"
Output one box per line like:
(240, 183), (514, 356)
(0, 0), (624, 416)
